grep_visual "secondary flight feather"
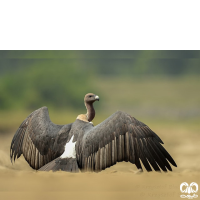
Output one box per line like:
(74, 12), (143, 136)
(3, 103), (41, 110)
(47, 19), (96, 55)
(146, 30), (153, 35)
(10, 93), (177, 172)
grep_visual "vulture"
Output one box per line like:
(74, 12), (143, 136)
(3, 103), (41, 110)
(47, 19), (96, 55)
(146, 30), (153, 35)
(10, 93), (177, 173)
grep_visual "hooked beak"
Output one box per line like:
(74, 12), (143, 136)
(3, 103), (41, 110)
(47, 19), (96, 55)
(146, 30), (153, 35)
(95, 95), (100, 101)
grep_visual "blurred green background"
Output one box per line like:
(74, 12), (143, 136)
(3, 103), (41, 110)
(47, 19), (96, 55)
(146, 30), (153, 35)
(0, 50), (200, 132)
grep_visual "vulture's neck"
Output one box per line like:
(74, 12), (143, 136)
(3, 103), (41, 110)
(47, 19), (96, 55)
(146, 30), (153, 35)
(85, 102), (95, 122)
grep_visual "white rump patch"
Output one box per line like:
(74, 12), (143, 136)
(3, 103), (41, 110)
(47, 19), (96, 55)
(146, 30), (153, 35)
(60, 135), (76, 158)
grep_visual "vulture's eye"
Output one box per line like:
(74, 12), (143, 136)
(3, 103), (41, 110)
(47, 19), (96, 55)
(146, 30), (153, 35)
(89, 95), (92, 98)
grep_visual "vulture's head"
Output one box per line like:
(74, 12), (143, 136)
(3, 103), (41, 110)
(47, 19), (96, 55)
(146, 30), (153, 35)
(84, 93), (99, 104)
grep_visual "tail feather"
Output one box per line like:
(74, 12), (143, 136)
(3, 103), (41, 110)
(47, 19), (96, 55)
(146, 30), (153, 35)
(38, 157), (79, 173)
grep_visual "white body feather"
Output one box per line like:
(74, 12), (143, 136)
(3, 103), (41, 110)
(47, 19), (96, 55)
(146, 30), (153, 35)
(60, 135), (76, 158)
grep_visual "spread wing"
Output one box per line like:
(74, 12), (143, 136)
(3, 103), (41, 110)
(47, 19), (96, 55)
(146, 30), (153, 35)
(76, 111), (177, 172)
(10, 107), (72, 170)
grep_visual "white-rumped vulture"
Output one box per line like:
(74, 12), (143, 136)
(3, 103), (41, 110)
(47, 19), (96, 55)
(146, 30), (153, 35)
(10, 93), (177, 172)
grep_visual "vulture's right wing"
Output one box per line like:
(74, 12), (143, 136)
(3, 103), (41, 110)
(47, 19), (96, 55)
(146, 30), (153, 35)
(10, 107), (72, 170)
(76, 111), (177, 172)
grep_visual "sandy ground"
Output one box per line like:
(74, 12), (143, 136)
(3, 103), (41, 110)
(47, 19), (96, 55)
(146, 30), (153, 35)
(0, 126), (200, 200)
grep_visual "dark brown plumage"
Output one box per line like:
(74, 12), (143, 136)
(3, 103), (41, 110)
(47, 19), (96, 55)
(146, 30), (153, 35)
(10, 93), (177, 172)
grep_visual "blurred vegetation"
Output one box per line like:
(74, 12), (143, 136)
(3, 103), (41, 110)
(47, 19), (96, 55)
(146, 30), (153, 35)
(0, 65), (94, 110)
(0, 50), (200, 131)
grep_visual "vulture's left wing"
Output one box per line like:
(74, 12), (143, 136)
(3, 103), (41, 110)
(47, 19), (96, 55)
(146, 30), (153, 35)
(76, 111), (177, 172)
(10, 107), (72, 170)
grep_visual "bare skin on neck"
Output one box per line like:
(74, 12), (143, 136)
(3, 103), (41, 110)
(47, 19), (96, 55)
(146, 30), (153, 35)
(76, 93), (99, 122)
(85, 102), (95, 122)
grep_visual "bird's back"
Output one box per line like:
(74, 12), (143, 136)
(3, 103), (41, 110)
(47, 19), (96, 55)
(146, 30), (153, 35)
(39, 119), (94, 172)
